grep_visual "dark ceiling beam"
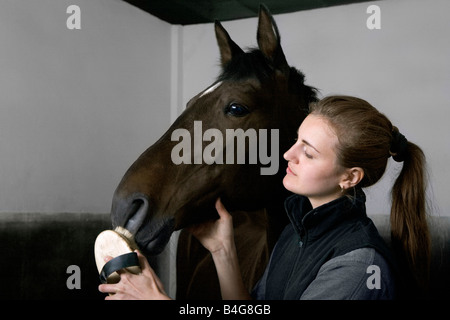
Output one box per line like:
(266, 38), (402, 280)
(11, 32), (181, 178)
(122, 0), (379, 25)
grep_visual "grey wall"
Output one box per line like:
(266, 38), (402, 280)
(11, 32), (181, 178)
(0, 0), (172, 213)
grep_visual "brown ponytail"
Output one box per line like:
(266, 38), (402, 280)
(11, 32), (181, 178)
(390, 139), (431, 293)
(310, 96), (431, 294)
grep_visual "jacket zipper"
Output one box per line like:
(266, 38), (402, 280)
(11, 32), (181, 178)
(281, 229), (308, 298)
(280, 206), (313, 298)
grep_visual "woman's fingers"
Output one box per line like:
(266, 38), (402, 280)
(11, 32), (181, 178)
(215, 198), (231, 220)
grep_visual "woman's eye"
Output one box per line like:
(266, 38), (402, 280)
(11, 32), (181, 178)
(304, 151), (313, 159)
(303, 146), (313, 159)
(225, 103), (250, 117)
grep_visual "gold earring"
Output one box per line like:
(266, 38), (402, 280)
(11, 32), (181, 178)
(340, 185), (344, 193)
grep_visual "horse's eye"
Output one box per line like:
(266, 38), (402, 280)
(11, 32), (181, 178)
(225, 103), (250, 117)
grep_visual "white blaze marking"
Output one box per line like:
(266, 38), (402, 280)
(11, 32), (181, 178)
(199, 81), (222, 98)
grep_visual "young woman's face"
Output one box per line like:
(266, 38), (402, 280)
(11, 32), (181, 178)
(283, 114), (347, 208)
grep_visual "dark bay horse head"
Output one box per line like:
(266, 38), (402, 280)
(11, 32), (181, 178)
(111, 5), (317, 255)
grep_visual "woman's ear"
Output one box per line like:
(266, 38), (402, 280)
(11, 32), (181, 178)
(340, 167), (364, 190)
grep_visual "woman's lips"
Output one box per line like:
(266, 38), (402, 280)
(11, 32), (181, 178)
(286, 164), (296, 176)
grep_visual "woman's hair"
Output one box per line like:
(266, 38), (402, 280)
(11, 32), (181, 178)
(309, 95), (431, 293)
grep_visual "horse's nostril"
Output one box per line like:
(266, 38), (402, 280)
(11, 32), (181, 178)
(130, 199), (144, 214)
(122, 196), (150, 236)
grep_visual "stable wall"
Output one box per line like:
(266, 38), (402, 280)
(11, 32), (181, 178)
(0, 0), (172, 214)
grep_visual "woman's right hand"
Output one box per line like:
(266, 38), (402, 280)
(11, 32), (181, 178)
(188, 198), (234, 254)
(189, 198), (251, 300)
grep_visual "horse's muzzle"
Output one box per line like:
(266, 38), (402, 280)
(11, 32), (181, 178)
(111, 193), (174, 255)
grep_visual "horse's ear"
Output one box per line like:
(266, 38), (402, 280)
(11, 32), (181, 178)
(215, 21), (243, 67)
(257, 4), (289, 72)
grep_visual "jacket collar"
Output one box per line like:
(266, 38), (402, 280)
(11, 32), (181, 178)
(284, 188), (367, 240)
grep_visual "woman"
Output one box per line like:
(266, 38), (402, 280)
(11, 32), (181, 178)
(99, 95), (430, 300)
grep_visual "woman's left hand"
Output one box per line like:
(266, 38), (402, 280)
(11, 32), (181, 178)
(98, 250), (171, 300)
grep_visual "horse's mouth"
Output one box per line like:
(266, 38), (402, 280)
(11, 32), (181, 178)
(111, 192), (175, 255)
(134, 218), (175, 255)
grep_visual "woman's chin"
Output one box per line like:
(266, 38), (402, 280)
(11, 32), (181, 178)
(282, 175), (299, 194)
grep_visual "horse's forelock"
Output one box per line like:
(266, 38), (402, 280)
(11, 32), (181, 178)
(217, 49), (273, 82)
(217, 49), (318, 109)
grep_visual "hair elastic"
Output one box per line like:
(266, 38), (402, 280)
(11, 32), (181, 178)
(390, 127), (408, 162)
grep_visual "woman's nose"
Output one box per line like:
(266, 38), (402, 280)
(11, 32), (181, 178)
(284, 143), (297, 162)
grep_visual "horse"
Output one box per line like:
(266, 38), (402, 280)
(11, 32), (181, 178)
(110, 5), (317, 299)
